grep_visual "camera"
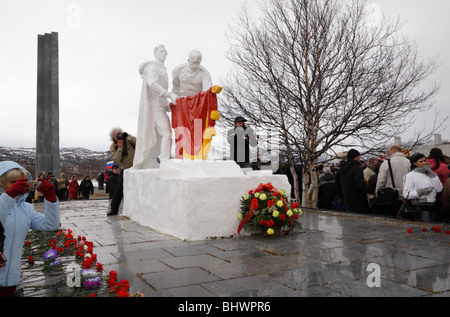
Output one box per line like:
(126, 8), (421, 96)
(117, 132), (128, 140)
(27, 181), (42, 190)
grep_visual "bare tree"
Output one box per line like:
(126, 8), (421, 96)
(220, 0), (442, 207)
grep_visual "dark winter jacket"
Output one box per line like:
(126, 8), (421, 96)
(318, 173), (337, 208)
(339, 159), (374, 213)
(79, 179), (94, 197)
(227, 126), (257, 164)
(106, 173), (119, 199)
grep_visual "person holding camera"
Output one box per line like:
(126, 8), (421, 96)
(108, 127), (136, 216)
(227, 116), (257, 168)
(0, 161), (60, 297)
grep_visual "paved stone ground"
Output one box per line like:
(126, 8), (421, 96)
(23, 198), (450, 297)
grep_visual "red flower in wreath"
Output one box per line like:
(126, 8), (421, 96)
(267, 200), (274, 207)
(266, 220), (275, 228)
(280, 214), (286, 221)
(291, 202), (299, 209)
(251, 198), (259, 209)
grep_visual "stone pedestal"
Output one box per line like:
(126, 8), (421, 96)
(123, 160), (291, 241)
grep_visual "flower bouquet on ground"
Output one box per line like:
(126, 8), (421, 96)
(237, 182), (302, 236)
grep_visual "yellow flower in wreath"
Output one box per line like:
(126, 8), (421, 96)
(287, 209), (293, 217)
(267, 228), (275, 235)
(276, 200), (284, 208)
(259, 193), (267, 201)
(272, 210), (279, 217)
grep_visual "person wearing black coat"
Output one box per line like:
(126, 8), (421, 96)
(227, 116), (257, 168)
(106, 166), (120, 200)
(79, 176), (94, 200)
(318, 167), (337, 209)
(339, 149), (374, 213)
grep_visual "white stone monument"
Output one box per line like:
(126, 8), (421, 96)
(123, 46), (291, 241)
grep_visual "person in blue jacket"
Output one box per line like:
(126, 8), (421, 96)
(0, 161), (60, 297)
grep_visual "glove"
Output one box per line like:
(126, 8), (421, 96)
(5, 178), (30, 198)
(417, 187), (433, 197)
(423, 165), (437, 178)
(37, 179), (57, 203)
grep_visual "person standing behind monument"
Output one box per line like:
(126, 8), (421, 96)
(97, 172), (105, 190)
(426, 148), (449, 186)
(375, 144), (410, 216)
(133, 45), (178, 170)
(227, 116), (257, 168)
(403, 153), (443, 222)
(106, 165), (120, 214)
(172, 50), (212, 98)
(58, 172), (68, 201)
(108, 127), (136, 216)
(363, 157), (378, 208)
(68, 175), (79, 200)
(79, 176), (94, 200)
(440, 176), (450, 222)
(339, 149), (374, 213)
(318, 166), (337, 210)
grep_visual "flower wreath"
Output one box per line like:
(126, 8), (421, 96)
(237, 182), (302, 236)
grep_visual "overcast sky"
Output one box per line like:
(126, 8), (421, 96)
(0, 0), (449, 152)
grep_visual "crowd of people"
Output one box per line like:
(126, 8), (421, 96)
(318, 145), (450, 223)
(28, 172), (98, 202)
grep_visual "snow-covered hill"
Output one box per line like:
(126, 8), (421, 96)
(0, 146), (111, 178)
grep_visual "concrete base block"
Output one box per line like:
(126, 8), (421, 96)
(123, 160), (291, 241)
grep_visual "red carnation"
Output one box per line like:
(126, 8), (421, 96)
(83, 258), (92, 269)
(96, 262), (103, 272)
(280, 214), (286, 221)
(267, 200), (274, 207)
(117, 289), (129, 297)
(291, 202), (299, 209)
(432, 225), (441, 233)
(251, 198), (259, 209)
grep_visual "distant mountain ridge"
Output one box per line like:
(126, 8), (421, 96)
(0, 146), (111, 179)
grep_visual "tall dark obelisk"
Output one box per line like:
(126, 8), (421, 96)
(36, 32), (60, 179)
